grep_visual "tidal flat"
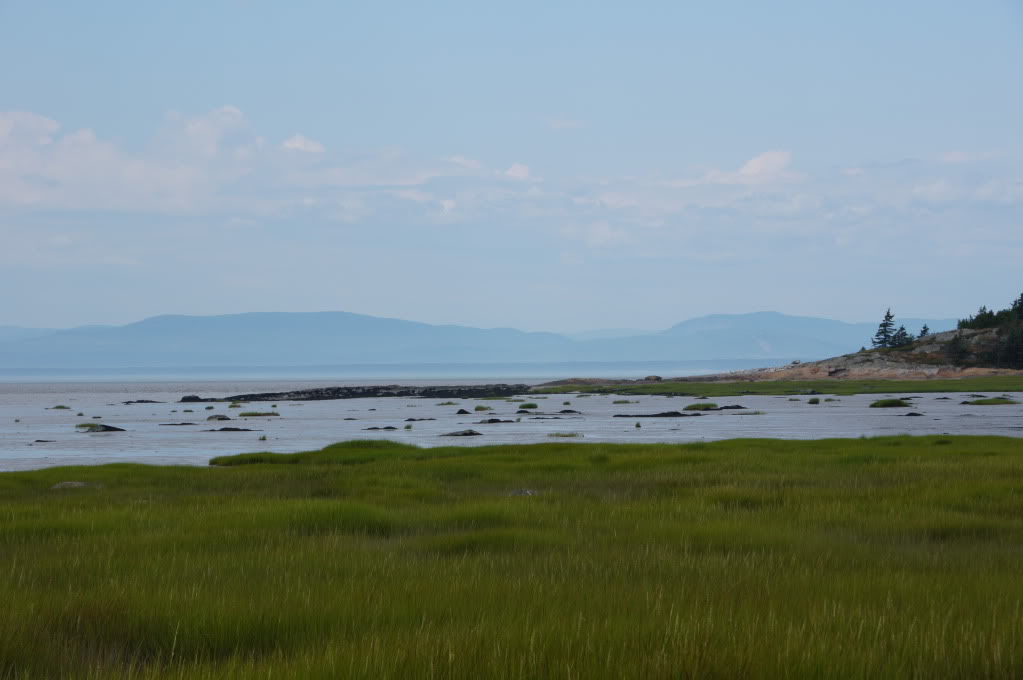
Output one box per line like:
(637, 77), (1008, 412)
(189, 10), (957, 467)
(3, 379), (1023, 471)
(3, 435), (1023, 678)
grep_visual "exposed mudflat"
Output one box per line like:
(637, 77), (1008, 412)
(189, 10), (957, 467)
(2, 380), (1021, 471)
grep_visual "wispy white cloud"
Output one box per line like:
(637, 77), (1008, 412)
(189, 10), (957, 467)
(0, 108), (1019, 268)
(443, 155), (481, 169)
(939, 150), (1004, 164)
(505, 163), (531, 180)
(282, 134), (325, 153)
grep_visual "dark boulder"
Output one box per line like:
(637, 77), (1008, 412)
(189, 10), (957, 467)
(77, 424), (125, 432)
(440, 429), (482, 436)
(613, 411), (687, 418)
(456, 409), (471, 415)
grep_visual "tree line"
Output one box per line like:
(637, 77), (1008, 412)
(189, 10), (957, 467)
(870, 309), (928, 349)
(870, 292), (1023, 369)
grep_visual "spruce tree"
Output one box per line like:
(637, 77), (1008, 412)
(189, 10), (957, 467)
(891, 325), (913, 347)
(872, 309), (896, 348)
(918, 324), (930, 338)
(945, 332), (968, 364)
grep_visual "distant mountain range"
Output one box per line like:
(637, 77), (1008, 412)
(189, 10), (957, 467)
(0, 311), (957, 370)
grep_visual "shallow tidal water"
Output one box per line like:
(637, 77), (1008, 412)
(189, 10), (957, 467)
(1, 380), (1021, 471)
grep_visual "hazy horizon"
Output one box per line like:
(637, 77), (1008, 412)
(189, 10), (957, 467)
(1, 308), (961, 335)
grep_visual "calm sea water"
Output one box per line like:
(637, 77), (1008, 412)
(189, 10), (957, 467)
(1, 376), (1021, 471)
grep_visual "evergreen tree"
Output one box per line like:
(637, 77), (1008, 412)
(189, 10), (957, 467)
(891, 325), (913, 347)
(997, 326), (1023, 369)
(945, 332), (968, 365)
(872, 309), (896, 348)
(918, 324), (930, 338)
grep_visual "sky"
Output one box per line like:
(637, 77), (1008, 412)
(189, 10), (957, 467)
(1, 0), (1021, 332)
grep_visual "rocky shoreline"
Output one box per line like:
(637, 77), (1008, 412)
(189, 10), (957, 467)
(179, 383), (530, 403)
(538, 329), (1023, 387)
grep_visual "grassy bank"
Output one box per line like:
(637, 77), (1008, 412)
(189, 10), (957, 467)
(3, 436), (1023, 678)
(537, 375), (1023, 397)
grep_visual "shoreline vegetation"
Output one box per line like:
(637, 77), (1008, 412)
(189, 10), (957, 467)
(535, 375), (1023, 397)
(4, 435), (1023, 678)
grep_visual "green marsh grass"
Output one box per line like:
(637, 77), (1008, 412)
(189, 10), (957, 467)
(237, 411), (280, 417)
(962, 397), (1020, 405)
(870, 398), (912, 408)
(683, 402), (719, 411)
(3, 436), (1023, 678)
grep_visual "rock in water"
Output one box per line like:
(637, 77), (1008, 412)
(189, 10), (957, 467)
(613, 411), (689, 418)
(440, 429), (482, 437)
(77, 424), (125, 432)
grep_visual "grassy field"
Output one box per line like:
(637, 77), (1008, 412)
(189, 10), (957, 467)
(3, 436), (1023, 678)
(537, 375), (1023, 397)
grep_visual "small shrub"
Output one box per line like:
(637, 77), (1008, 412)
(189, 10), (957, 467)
(474, 405), (493, 412)
(519, 403), (539, 410)
(437, 401), (458, 406)
(562, 401), (571, 406)
(76, 412), (84, 417)
(404, 424), (412, 430)
(870, 399), (912, 408)
(183, 409), (193, 413)
(824, 398), (838, 402)
(205, 406), (215, 410)
(962, 397), (1020, 406)
(684, 403), (719, 411)
(258, 435), (267, 441)
(238, 411), (280, 417)
(808, 398), (820, 405)
(51, 405), (70, 410)
(788, 398), (801, 402)
(635, 422), (641, 428)
(613, 400), (638, 404)
(228, 403), (242, 408)
(548, 432), (581, 438)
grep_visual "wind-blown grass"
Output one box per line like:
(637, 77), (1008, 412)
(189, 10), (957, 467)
(3, 436), (1023, 678)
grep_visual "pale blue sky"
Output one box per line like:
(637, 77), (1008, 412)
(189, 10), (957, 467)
(1, 1), (1021, 330)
